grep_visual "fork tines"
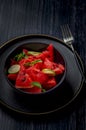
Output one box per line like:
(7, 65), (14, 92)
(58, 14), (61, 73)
(61, 24), (74, 43)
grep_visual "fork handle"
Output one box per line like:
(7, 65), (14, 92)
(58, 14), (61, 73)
(67, 42), (86, 83)
(73, 49), (86, 84)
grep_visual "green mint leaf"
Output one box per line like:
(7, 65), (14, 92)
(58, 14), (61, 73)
(31, 82), (42, 88)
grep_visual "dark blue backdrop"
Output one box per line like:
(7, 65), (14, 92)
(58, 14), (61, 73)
(0, 0), (86, 130)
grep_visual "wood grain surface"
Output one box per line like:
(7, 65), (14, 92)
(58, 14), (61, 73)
(0, 0), (86, 130)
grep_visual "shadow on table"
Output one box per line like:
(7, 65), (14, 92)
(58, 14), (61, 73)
(0, 83), (86, 122)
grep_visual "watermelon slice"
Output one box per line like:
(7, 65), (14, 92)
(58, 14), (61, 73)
(15, 71), (32, 88)
(47, 44), (54, 61)
(52, 63), (65, 75)
(21, 81), (42, 93)
(43, 77), (57, 89)
(23, 49), (28, 55)
(10, 59), (18, 65)
(26, 66), (48, 84)
(42, 58), (53, 69)
(8, 73), (18, 80)
(23, 87), (42, 93)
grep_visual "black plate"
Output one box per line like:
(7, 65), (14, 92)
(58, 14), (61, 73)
(0, 34), (84, 115)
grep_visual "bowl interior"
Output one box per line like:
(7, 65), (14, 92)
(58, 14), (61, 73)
(5, 42), (66, 94)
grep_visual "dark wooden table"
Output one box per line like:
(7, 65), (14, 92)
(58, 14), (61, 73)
(0, 0), (86, 130)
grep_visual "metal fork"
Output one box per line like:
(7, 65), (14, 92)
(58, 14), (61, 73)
(61, 24), (86, 83)
(61, 24), (74, 51)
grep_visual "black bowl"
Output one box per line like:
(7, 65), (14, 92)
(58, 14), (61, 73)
(0, 34), (84, 115)
(4, 42), (66, 110)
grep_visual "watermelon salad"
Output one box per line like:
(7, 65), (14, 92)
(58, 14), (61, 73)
(7, 44), (65, 93)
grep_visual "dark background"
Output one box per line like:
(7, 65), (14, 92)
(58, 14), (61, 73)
(0, 0), (86, 130)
